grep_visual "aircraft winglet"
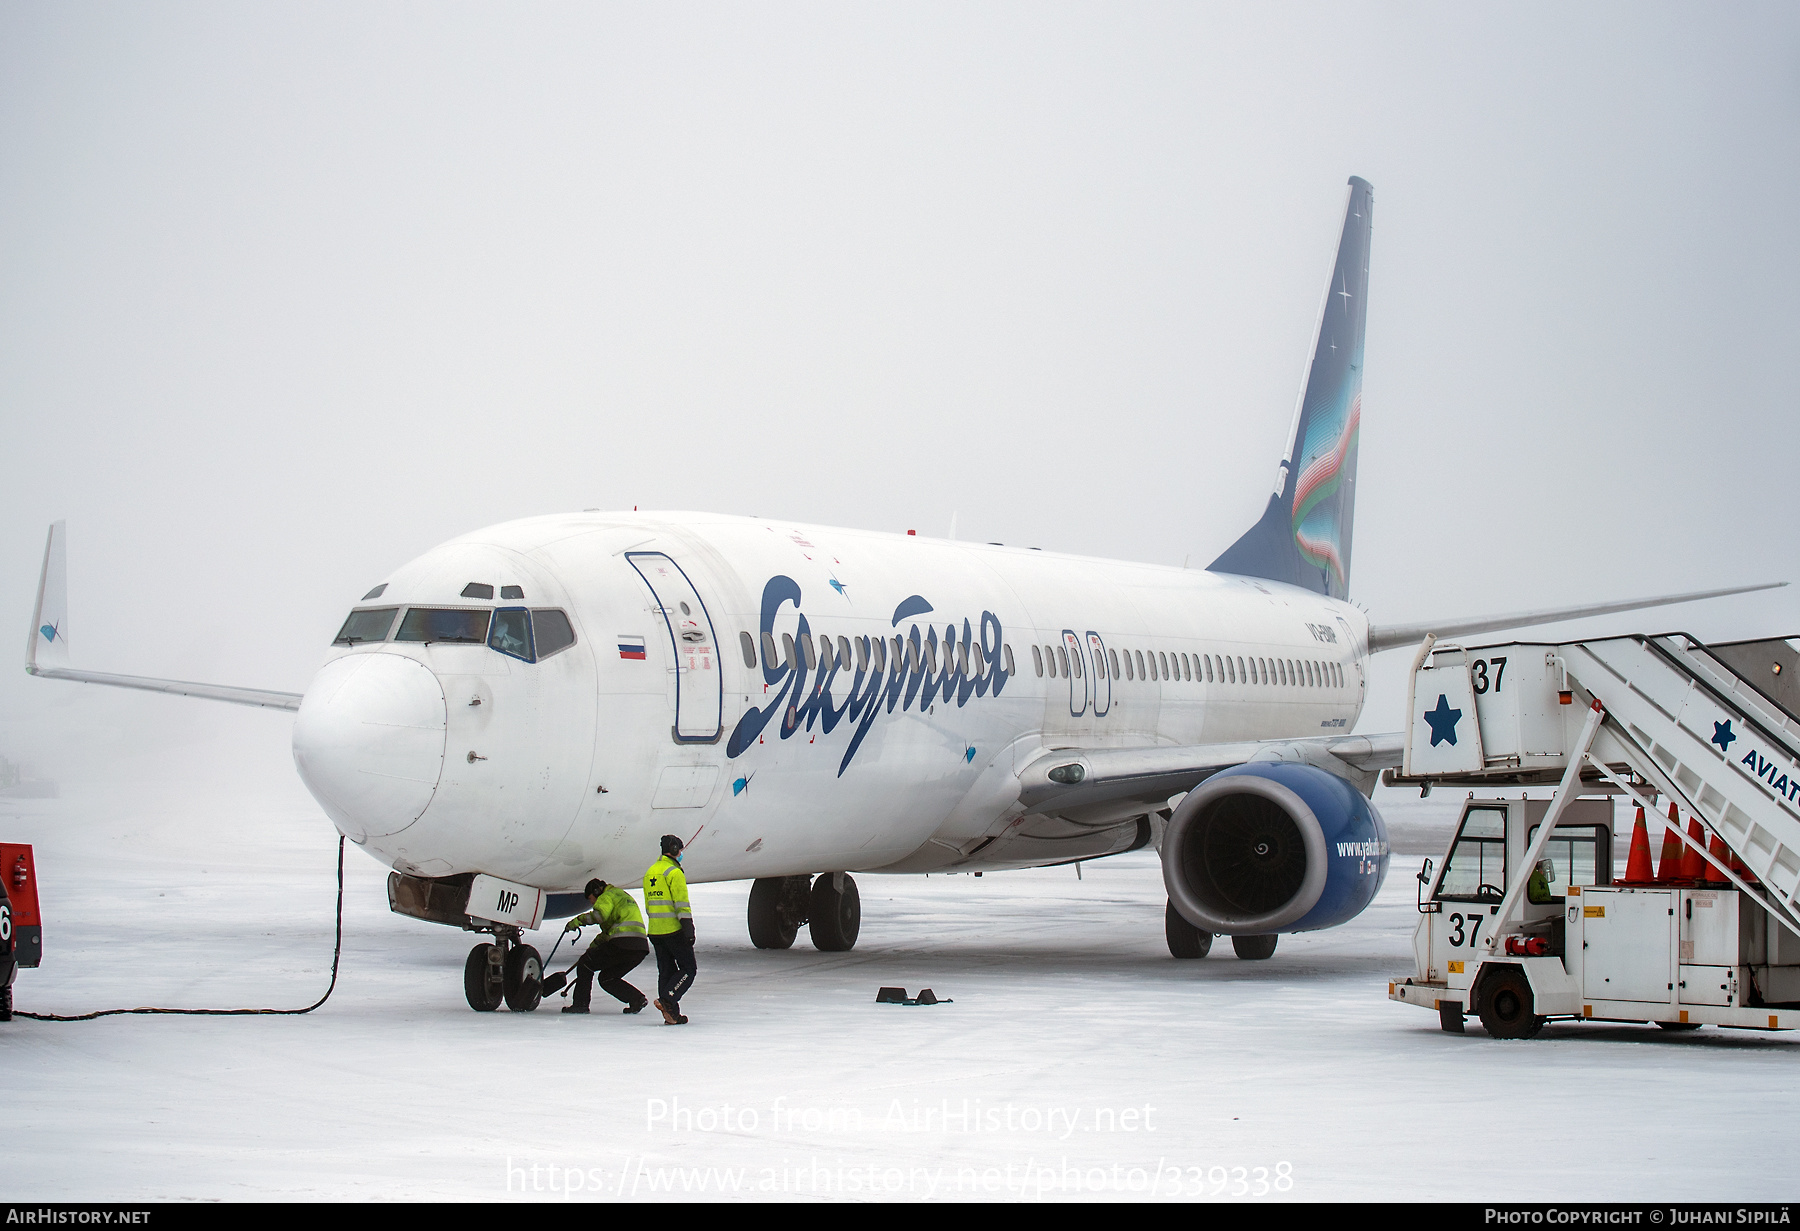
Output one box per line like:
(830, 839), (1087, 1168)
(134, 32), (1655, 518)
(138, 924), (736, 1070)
(27, 521), (69, 675)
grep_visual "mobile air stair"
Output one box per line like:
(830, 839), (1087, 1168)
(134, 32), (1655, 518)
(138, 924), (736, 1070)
(1387, 632), (1800, 1037)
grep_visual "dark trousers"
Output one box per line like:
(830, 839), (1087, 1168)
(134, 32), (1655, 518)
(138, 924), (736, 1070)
(651, 934), (697, 1008)
(574, 937), (649, 1008)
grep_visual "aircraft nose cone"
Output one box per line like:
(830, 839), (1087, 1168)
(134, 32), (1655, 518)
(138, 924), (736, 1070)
(293, 653), (447, 840)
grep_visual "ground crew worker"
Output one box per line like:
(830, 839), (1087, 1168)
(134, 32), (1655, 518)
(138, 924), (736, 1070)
(560, 878), (650, 1015)
(1526, 857), (1557, 905)
(645, 835), (696, 1025)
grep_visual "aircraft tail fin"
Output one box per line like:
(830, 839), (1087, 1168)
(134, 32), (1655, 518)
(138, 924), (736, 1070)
(1209, 176), (1373, 600)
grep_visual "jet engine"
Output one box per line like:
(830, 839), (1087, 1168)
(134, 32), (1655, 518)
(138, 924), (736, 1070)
(1162, 762), (1388, 935)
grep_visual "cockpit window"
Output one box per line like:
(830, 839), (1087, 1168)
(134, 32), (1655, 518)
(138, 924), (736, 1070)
(334, 608), (398, 645)
(361, 584), (388, 601)
(489, 608), (534, 661)
(534, 609), (576, 659)
(396, 608), (491, 643)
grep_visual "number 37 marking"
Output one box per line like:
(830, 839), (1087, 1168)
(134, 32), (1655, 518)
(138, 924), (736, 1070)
(1447, 912), (1483, 947)
(1471, 657), (1507, 695)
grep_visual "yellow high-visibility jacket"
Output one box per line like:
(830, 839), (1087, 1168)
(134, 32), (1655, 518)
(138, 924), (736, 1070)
(643, 855), (691, 937)
(569, 885), (648, 943)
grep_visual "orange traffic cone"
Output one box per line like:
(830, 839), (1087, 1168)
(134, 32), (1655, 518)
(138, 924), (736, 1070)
(1623, 808), (1655, 883)
(1729, 848), (1759, 886)
(1657, 804), (1686, 883)
(1680, 818), (1708, 881)
(1706, 833), (1730, 884)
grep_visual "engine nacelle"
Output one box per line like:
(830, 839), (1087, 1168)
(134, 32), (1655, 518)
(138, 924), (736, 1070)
(1162, 762), (1388, 935)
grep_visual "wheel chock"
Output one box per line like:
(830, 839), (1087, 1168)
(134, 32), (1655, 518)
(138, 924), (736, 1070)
(875, 986), (953, 1006)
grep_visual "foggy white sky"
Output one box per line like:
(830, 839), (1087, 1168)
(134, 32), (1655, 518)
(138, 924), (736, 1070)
(3, 3), (1797, 793)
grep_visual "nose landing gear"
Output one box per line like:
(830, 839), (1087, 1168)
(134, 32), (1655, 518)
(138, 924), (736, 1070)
(463, 925), (543, 1012)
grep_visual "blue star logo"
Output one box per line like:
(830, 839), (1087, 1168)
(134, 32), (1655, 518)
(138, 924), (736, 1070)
(732, 773), (754, 796)
(1423, 694), (1462, 747)
(39, 622), (58, 643)
(964, 746), (977, 764)
(827, 575), (848, 597)
(1712, 720), (1736, 752)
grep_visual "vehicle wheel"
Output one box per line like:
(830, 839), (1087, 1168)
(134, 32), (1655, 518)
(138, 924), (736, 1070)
(1478, 968), (1545, 1039)
(748, 876), (807, 950)
(504, 944), (543, 1012)
(464, 943), (504, 1012)
(1656, 1020), (1703, 1032)
(1232, 933), (1278, 960)
(809, 872), (861, 952)
(1165, 901), (1213, 958)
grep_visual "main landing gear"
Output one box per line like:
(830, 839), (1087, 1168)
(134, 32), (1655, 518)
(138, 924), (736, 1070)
(747, 873), (862, 952)
(1164, 900), (1278, 961)
(464, 924), (543, 1012)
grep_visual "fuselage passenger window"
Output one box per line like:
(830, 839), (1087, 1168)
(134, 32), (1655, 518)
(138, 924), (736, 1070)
(1032, 645), (1044, 677)
(739, 631), (757, 668)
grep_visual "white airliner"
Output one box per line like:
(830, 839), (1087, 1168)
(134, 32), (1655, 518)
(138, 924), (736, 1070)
(24, 176), (1776, 1010)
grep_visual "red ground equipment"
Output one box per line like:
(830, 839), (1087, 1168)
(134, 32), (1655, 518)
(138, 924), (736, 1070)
(1, 844), (42, 1022)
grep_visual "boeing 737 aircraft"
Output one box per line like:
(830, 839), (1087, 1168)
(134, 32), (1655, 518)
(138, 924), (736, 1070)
(25, 177), (1775, 1010)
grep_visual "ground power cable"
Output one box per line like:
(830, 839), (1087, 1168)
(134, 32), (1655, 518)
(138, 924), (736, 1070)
(14, 835), (346, 1022)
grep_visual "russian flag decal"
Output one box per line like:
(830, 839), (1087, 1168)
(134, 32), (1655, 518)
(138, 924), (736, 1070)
(618, 636), (646, 660)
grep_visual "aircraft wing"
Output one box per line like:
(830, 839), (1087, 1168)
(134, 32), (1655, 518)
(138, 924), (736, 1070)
(1365, 582), (1785, 654)
(1015, 731), (1403, 821)
(25, 522), (303, 712)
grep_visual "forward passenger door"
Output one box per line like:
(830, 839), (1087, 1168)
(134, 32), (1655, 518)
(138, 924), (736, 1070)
(627, 552), (724, 743)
